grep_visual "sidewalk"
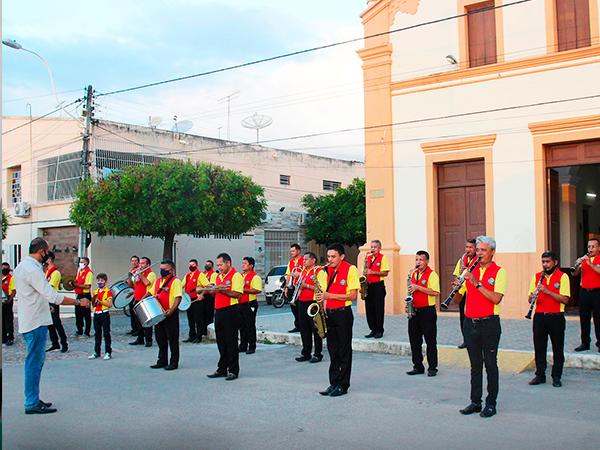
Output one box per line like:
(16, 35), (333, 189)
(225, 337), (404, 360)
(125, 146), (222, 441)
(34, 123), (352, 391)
(249, 305), (600, 372)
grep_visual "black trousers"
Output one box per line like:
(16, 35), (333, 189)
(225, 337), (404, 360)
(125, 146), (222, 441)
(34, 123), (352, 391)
(48, 304), (68, 348)
(132, 300), (153, 343)
(155, 313), (179, 367)
(186, 299), (203, 340)
(298, 301), (323, 358)
(365, 281), (386, 334)
(288, 287), (299, 328)
(239, 300), (258, 352)
(464, 316), (501, 407)
(201, 294), (215, 334)
(75, 293), (92, 335)
(93, 312), (112, 355)
(326, 307), (354, 389)
(579, 288), (600, 348)
(2, 300), (14, 342)
(215, 304), (240, 375)
(129, 300), (137, 333)
(533, 313), (565, 379)
(408, 305), (438, 370)
(459, 295), (466, 339)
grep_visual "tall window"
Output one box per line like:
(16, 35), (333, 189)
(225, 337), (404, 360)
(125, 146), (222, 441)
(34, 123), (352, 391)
(467, 1), (497, 68)
(10, 167), (22, 204)
(556, 0), (591, 51)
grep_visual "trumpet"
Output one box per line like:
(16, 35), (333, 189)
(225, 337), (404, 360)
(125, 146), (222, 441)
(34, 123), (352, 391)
(404, 266), (419, 319)
(570, 252), (590, 273)
(525, 270), (546, 320)
(441, 256), (481, 309)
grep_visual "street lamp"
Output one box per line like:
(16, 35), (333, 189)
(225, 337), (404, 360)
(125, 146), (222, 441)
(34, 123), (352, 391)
(2, 38), (83, 124)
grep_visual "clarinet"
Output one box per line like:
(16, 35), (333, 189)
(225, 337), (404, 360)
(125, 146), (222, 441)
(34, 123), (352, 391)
(570, 252), (591, 273)
(441, 256), (481, 309)
(525, 270), (547, 320)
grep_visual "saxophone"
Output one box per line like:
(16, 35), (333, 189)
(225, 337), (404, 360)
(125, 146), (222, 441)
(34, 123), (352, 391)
(359, 254), (369, 299)
(404, 266), (419, 319)
(307, 263), (330, 339)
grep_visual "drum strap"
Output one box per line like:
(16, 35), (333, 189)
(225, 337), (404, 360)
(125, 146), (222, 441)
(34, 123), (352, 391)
(157, 276), (175, 295)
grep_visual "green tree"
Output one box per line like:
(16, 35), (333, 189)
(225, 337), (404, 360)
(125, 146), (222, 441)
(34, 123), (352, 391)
(70, 159), (267, 259)
(301, 178), (365, 248)
(2, 209), (10, 240)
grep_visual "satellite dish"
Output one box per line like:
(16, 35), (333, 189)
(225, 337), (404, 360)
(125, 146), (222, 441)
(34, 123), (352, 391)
(242, 112), (273, 143)
(148, 116), (162, 128)
(171, 120), (193, 133)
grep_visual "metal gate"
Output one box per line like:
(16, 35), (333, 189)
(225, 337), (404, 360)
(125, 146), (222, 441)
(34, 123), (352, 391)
(264, 231), (299, 271)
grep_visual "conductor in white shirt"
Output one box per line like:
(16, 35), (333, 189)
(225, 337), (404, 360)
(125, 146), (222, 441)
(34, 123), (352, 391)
(13, 238), (88, 415)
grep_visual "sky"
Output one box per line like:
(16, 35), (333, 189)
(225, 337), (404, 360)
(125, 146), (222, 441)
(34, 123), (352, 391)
(2, 0), (370, 161)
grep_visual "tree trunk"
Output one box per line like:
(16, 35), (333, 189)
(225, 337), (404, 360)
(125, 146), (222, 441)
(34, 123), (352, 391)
(163, 233), (175, 262)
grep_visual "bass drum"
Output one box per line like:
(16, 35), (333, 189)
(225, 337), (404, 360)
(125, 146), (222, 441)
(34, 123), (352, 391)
(133, 296), (166, 328)
(178, 291), (192, 311)
(110, 281), (134, 308)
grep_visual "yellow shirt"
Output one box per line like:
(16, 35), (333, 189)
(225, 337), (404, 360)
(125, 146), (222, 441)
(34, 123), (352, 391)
(459, 266), (507, 296)
(93, 287), (113, 311)
(367, 253), (390, 282)
(47, 270), (61, 292)
(149, 277), (183, 309)
(3, 275), (16, 295)
(528, 272), (570, 313)
(245, 273), (263, 302)
(77, 269), (94, 293)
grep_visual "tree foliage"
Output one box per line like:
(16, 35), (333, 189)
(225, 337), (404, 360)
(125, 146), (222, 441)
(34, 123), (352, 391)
(2, 209), (10, 240)
(70, 159), (267, 259)
(301, 178), (366, 248)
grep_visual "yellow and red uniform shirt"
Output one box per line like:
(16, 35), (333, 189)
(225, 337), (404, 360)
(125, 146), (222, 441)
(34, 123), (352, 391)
(184, 270), (209, 300)
(74, 267), (94, 295)
(528, 269), (570, 314)
(215, 269), (244, 309)
(45, 266), (62, 292)
(366, 253), (390, 283)
(92, 287), (113, 312)
(453, 254), (477, 277)
(149, 276), (183, 310)
(298, 267), (328, 302)
(459, 262), (507, 318)
(410, 267), (440, 308)
(240, 271), (262, 303)
(2, 274), (16, 299)
(286, 257), (304, 286)
(204, 270), (217, 285)
(133, 269), (157, 301)
(581, 256), (600, 289)
(324, 261), (360, 309)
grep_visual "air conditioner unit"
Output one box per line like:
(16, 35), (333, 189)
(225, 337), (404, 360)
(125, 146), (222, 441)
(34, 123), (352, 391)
(298, 212), (312, 226)
(14, 201), (31, 218)
(261, 210), (273, 224)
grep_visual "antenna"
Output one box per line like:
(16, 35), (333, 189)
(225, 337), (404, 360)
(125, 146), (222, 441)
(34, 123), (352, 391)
(242, 112), (273, 143)
(148, 116), (162, 129)
(218, 91), (240, 141)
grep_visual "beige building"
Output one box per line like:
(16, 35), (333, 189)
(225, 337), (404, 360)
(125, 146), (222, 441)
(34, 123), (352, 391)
(2, 116), (363, 283)
(358, 0), (600, 318)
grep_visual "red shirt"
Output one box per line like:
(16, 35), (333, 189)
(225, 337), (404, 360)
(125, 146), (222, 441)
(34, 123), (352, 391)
(215, 268), (242, 310)
(534, 270), (567, 314)
(288, 257), (304, 286)
(325, 261), (352, 310)
(240, 271), (258, 303)
(75, 267), (92, 295)
(134, 268), (153, 301)
(94, 289), (112, 312)
(411, 267), (434, 308)
(298, 267), (323, 302)
(154, 276), (176, 310)
(184, 270), (201, 299)
(2, 274), (13, 297)
(581, 256), (600, 289)
(465, 263), (502, 318)
(366, 253), (383, 283)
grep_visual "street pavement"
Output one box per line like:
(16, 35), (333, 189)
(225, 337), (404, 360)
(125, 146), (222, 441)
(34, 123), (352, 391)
(2, 310), (600, 450)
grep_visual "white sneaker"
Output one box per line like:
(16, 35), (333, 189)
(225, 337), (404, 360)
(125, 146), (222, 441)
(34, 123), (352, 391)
(88, 353), (99, 359)
(103, 353), (111, 360)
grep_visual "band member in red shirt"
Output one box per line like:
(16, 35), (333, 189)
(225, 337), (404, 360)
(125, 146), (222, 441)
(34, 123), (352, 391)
(572, 238), (600, 352)
(285, 244), (303, 333)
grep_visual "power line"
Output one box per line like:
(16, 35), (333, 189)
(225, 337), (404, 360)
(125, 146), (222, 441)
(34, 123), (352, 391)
(2, 99), (83, 135)
(96, 0), (535, 97)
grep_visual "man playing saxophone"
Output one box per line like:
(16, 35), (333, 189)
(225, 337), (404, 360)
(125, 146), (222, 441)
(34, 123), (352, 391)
(363, 240), (390, 339)
(316, 243), (360, 397)
(294, 252), (327, 363)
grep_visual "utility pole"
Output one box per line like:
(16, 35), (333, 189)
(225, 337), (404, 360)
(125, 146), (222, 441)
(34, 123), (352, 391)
(78, 85), (94, 259)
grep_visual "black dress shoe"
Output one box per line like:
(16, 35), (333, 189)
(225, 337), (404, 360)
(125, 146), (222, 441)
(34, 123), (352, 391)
(552, 377), (562, 387)
(246, 349), (256, 354)
(239, 347), (247, 353)
(329, 386), (348, 397)
(427, 369), (438, 377)
(309, 355), (323, 363)
(457, 342), (467, 349)
(406, 368), (425, 375)
(529, 376), (546, 385)
(191, 338), (201, 343)
(39, 400), (53, 407)
(319, 385), (337, 396)
(479, 405), (497, 418)
(25, 403), (57, 414)
(288, 327), (300, 333)
(182, 338), (194, 343)
(129, 340), (144, 346)
(364, 332), (376, 338)
(46, 345), (60, 352)
(150, 364), (166, 369)
(126, 330), (135, 335)
(7, 339), (14, 346)
(373, 333), (383, 339)
(295, 355), (311, 362)
(459, 402), (482, 415)
(574, 344), (590, 352)
(144, 342), (153, 347)
(164, 365), (178, 371)
(225, 373), (238, 381)
(207, 371), (227, 378)
(61, 345), (69, 353)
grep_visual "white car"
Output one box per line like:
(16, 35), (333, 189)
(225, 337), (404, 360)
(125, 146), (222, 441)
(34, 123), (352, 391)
(264, 265), (287, 305)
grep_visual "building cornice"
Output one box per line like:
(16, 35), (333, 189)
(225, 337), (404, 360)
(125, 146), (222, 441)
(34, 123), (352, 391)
(528, 114), (600, 136)
(421, 134), (497, 154)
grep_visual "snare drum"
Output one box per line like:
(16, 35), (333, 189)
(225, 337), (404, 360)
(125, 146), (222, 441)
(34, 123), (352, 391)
(133, 296), (166, 328)
(178, 291), (192, 311)
(110, 280), (134, 308)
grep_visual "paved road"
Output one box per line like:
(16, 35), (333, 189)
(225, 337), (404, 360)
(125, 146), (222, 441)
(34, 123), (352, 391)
(3, 336), (599, 450)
